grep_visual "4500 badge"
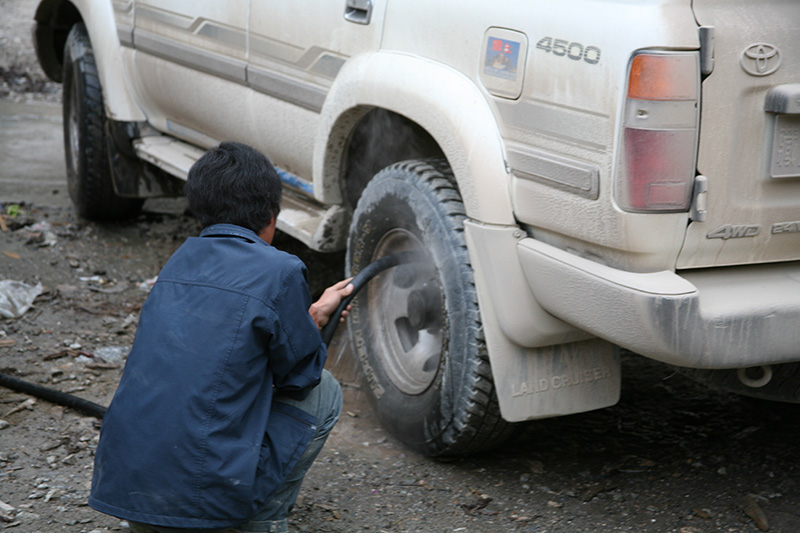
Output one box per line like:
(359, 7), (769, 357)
(537, 37), (601, 65)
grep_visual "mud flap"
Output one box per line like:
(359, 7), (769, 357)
(106, 120), (184, 199)
(465, 221), (620, 421)
(483, 335), (620, 422)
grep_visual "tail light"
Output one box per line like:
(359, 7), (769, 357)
(615, 52), (700, 212)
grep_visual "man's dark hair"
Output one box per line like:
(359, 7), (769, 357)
(185, 142), (282, 233)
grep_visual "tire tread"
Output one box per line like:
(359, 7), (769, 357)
(389, 159), (516, 455)
(63, 23), (142, 219)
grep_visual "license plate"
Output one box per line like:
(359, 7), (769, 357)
(771, 114), (800, 179)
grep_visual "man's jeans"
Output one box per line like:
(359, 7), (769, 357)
(129, 370), (343, 533)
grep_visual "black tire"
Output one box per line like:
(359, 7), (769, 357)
(346, 159), (515, 456)
(62, 23), (143, 219)
(681, 363), (800, 403)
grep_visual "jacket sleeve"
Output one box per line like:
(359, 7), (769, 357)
(264, 263), (327, 399)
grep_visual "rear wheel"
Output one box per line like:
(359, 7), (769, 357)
(346, 159), (515, 456)
(62, 23), (142, 219)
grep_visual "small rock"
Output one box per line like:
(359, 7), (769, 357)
(57, 284), (79, 296)
(94, 346), (129, 365)
(527, 460), (545, 474)
(742, 494), (769, 531)
(0, 419), (9, 430)
(116, 314), (138, 333)
(4, 398), (36, 417)
(16, 511), (40, 522)
(547, 500), (563, 508)
(0, 499), (16, 514)
(138, 277), (158, 292)
(692, 508), (712, 519)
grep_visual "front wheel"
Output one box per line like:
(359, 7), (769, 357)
(62, 23), (142, 219)
(346, 159), (515, 456)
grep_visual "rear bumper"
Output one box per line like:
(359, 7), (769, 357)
(518, 238), (800, 369)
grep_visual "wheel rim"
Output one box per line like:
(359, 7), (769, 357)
(68, 76), (81, 175)
(368, 229), (444, 395)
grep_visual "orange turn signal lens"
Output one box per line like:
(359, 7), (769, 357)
(628, 53), (698, 101)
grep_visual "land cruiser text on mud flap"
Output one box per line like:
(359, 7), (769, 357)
(33, 0), (800, 456)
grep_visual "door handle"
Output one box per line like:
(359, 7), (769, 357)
(344, 0), (372, 24)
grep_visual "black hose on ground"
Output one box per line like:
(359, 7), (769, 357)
(0, 370), (108, 419)
(0, 252), (422, 419)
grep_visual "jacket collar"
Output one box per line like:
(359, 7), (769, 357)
(199, 224), (263, 243)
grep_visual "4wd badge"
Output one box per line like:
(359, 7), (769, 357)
(707, 224), (762, 240)
(479, 28), (527, 100)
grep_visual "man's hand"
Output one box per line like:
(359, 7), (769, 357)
(309, 278), (354, 329)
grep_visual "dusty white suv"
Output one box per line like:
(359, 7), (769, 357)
(34, 0), (800, 456)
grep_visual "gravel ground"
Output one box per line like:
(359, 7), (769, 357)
(0, 0), (61, 104)
(2, 1), (799, 532)
(2, 202), (798, 533)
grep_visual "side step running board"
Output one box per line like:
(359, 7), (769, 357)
(132, 136), (348, 252)
(133, 136), (204, 180)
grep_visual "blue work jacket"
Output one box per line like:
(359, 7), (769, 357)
(89, 224), (326, 528)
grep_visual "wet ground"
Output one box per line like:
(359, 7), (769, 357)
(2, 1), (800, 531)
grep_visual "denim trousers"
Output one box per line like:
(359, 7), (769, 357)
(129, 369), (343, 533)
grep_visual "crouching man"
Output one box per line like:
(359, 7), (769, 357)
(89, 142), (353, 533)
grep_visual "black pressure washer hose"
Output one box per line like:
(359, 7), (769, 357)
(0, 371), (109, 419)
(0, 252), (420, 419)
(319, 251), (421, 345)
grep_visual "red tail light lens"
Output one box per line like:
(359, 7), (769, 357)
(615, 52), (700, 212)
(622, 128), (697, 210)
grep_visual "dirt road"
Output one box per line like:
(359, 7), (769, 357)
(2, 1), (799, 531)
(3, 98), (799, 533)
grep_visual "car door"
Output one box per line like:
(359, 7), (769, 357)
(245, 0), (387, 182)
(131, 1), (250, 147)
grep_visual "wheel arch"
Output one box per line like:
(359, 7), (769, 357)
(33, 0), (145, 122)
(337, 107), (445, 210)
(314, 51), (515, 225)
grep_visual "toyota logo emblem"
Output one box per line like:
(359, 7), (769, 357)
(740, 43), (782, 76)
